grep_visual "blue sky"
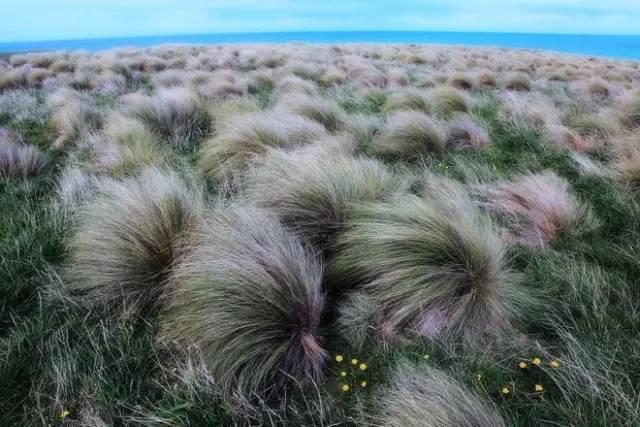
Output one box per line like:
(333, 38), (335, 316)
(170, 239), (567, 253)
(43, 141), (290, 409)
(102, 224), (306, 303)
(2, 0), (639, 42)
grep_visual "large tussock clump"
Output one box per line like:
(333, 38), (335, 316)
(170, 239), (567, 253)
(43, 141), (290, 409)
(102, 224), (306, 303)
(67, 167), (203, 311)
(375, 111), (447, 159)
(331, 177), (524, 343)
(245, 146), (407, 249)
(48, 88), (101, 149)
(477, 171), (596, 247)
(371, 360), (506, 427)
(162, 207), (327, 404)
(0, 132), (47, 178)
(198, 111), (326, 184)
(126, 87), (212, 146)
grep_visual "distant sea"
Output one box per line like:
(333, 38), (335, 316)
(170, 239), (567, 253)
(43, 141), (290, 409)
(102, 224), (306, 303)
(1, 31), (639, 60)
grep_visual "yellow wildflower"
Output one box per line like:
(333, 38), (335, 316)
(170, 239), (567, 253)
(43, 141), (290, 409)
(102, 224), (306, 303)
(351, 358), (358, 365)
(60, 409), (70, 419)
(550, 360), (560, 368)
(532, 357), (542, 366)
(518, 361), (527, 369)
(335, 354), (344, 362)
(534, 384), (544, 392)
(476, 373), (482, 381)
(342, 384), (350, 392)
(340, 371), (347, 377)
(359, 363), (368, 371)
(360, 381), (368, 388)
(423, 353), (430, 360)
(501, 386), (510, 395)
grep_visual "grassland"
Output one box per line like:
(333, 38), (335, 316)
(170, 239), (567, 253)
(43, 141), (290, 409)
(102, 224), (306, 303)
(1, 43), (640, 426)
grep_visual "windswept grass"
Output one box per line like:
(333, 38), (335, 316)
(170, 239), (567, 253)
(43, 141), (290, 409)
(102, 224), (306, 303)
(198, 111), (326, 185)
(66, 167), (203, 312)
(331, 179), (527, 344)
(245, 146), (407, 249)
(1, 43), (639, 427)
(374, 111), (447, 159)
(126, 87), (212, 147)
(162, 206), (326, 406)
(370, 359), (506, 426)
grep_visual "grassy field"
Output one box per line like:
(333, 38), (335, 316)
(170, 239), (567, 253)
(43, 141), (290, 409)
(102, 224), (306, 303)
(1, 43), (640, 426)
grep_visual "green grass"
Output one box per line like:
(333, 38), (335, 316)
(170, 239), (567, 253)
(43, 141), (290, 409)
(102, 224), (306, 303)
(1, 45), (640, 426)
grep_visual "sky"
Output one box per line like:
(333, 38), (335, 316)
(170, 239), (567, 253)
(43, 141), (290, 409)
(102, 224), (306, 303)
(2, 0), (639, 42)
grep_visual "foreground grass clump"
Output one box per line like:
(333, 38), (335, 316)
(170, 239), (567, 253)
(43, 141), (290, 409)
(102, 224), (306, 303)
(162, 207), (326, 406)
(66, 167), (202, 311)
(370, 359), (506, 426)
(331, 180), (525, 343)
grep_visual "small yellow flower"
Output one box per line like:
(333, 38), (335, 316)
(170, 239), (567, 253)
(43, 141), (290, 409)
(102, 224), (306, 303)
(532, 357), (542, 366)
(60, 409), (70, 419)
(534, 384), (544, 392)
(340, 371), (347, 377)
(351, 358), (358, 365)
(335, 354), (344, 362)
(501, 386), (510, 395)
(359, 363), (368, 371)
(342, 384), (350, 392)
(476, 373), (482, 381)
(550, 360), (560, 368)
(519, 361), (527, 369)
(423, 353), (430, 360)
(360, 381), (368, 388)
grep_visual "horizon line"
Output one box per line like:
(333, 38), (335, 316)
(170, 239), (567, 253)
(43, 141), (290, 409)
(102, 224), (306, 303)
(2, 29), (640, 45)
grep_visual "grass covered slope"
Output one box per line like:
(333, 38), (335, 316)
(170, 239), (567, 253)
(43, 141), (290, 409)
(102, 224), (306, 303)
(0, 43), (639, 426)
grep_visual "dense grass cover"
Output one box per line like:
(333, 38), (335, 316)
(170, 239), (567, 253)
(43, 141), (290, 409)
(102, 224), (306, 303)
(1, 43), (639, 426)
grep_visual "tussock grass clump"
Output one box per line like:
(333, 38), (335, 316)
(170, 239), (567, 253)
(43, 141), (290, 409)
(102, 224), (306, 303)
(476, 69), (497, 87)
(622, 93), (640, 127)
(162, 206), (326, 403)
(612, 134), (640, 186)
(375, 111), (447, 159)
(67, 167), (203, 311)
(447, 116), (490, 148)
(93, 114), (169, 176)
(370, 360), (506, 427)
(448, 73), (475, 90)
(331, 179), (522, 343)
(0, 135), (47, 179)
(586, 77), (611, 98)
(343, 114), (384, 150)
(430, 86), (470, 118)
(383, 88), (431, 114)
(126, 87), (212, 146)
(545, 124), (590, 151)
(504, 73), (532, 91)
(277, 94), (345, 132)
(198, 112), (326, 183)
(48, 88), (101, 149)
(55, 165), (95, 216)
(246, 147), (407, 248)
(0, 68), (28, 91)
(276, 75), (317, 95)
(569, 111), (619, 140)
(478, 171), (595, 247)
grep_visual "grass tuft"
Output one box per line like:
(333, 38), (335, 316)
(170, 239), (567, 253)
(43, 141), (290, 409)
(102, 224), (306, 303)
(66, 167), (203, 312)
(162, 206), (326, 405)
